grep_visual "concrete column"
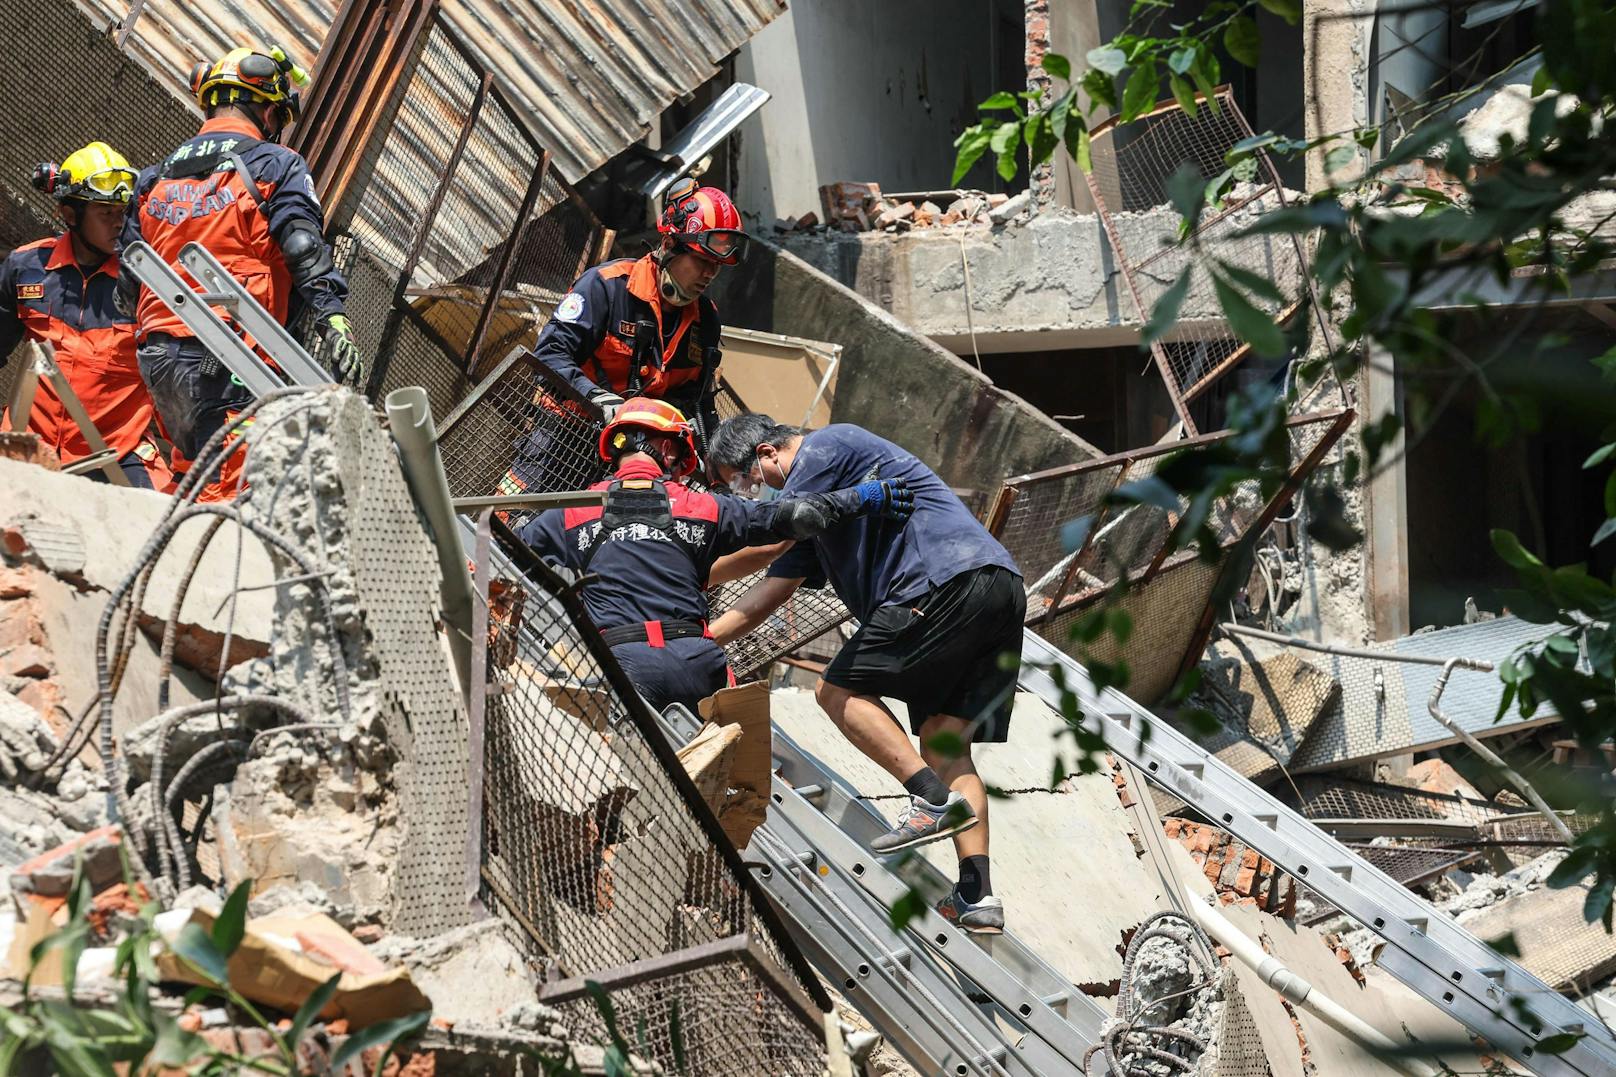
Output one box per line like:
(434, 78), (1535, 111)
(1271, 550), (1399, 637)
(1302, 0), (1372, 192)
(1363, 348), (1410, 640)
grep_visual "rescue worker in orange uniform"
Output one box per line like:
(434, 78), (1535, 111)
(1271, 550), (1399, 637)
(0, 143), (171, 489)
(116, 44), (358, 500)
(502, 180), (746, 494)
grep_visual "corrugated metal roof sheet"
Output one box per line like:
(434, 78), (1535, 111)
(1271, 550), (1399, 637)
(80, 0), (785, 181)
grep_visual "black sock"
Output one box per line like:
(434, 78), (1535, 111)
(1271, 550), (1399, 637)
(958, 855), (991, 903)
(902, 766), (951, 806)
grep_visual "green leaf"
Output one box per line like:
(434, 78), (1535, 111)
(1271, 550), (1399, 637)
(1224, 16), (1261, 68)
(1142, 270), (1192, 348)
(1217, 261), (1286, 305)
(211, 881), (250, 961)
(329, 1010), (430, 1070)
(1583, 875), (1614, 928)
(1121, 62), (1160, 123)
(1082, 68), (1118, 113)
(888, 887), (927, 932)
(289, 972), (342, 1054)
(1531, 64), (1552, 96)
(1087, 46), (1128, 75)
(1257, 0), (1301, 23)
(1042, 53), (1072, 81)
(1111, 610), (1133, 646)
(979, 91), (1019, 111)
(1212, 272), (1287, 357)
(668, 999), (689, 1074)
(991, 121), (1022, 182)
(1491, 529), (1544, 571)
(1169, 74), (1199, 118)
(1168, 46), (1196, 76)
(924, 730), (965, 759)
(1166, 162), (1206, 227)
(952, 126), (993, 185)
(1584, 443), (1616, 470)
(1537, 1032), (1585, 1056)
(172, 923), (228, 987)
(1323, 144), (1356, 175)
(1593, 518), (1616, 548)
(1547, 846), (1596, 888)
(1073, 125), (1093, 172)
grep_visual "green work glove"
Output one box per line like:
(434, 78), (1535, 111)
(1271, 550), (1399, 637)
(319, 313), (364, 387)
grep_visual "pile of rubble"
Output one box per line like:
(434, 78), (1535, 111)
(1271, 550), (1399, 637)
(773, 180), (1030, 234)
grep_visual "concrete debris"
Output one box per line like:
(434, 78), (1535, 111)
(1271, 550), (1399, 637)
(213, 731), (398, 920)
(1163, 817), (1298, 916)
(793, 181), (1012, 234)
(369, 918), (544, 1030)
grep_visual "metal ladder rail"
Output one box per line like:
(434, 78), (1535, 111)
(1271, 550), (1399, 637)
(761, 778), (1097, 1073)
(769, 728), (1108, 1046)
(176, 244), (333, 389)
(753, 802), (1051, 1077)
(1018, 630), (1616, 1077)
(653, 706), (1093, 1075)
(118, 242), (287, 397)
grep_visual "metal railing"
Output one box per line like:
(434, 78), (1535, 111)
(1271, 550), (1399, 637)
(472, 516), (828, 1075)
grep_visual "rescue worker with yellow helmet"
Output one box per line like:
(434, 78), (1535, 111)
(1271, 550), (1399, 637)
(0, 142), (172, 489)
(116, 44), (358, 501)
(516, 397), (912, 712)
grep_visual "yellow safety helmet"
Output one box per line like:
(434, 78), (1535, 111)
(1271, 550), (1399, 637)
(189, 45), (309, 119)
(31, 142), (137, 204)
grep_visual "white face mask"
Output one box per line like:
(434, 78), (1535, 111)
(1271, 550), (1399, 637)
(728, 449), (782, 501)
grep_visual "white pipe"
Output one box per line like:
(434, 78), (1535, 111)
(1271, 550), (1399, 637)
(1182, 885), (1441, 1077)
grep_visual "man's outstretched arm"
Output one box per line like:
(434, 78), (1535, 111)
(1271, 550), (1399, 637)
(710, 575), (804, 645)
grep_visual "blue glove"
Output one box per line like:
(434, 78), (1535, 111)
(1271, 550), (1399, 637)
(855, 477), (914, 522)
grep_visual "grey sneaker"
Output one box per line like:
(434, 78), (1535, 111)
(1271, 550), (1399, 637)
(937, 888), (1005, 935)
(869, 791), (977, 854)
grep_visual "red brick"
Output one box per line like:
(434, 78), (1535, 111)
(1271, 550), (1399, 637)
(1241, 849), (1260, 869)
(0, 567), (33, 600)
(0, 600), (44, 651)
(1235, 865), (1258, 894)
(14, 677), (61, 719)
(2, 643), (51, 678)
(1163, 818), (1183, 839)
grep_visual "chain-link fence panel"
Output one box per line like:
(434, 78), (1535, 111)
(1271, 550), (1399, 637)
(473, 522), (828, 1076)
(1085, 88), (1316, 432)
(991, 410), (1354, 702)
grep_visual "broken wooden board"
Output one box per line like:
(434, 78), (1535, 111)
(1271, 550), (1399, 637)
(676, 721), (744, 814)
(698, 682), (773, 848)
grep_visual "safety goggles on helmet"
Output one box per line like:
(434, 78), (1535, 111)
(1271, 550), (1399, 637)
(77, 167), (137, 203)
(676, 228), (749, 265)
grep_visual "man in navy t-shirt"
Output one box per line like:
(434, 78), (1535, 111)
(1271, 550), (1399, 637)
(707, 415), (1026, 934)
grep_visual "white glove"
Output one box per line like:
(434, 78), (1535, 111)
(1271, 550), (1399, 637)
(591, 391), (626, 423)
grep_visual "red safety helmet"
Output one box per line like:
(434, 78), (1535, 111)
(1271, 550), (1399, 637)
(598, 397), (700, 478)
(658, 179), (748, 265)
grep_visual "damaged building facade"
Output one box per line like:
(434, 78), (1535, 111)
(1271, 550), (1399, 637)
(1, 0), (1614, 1075)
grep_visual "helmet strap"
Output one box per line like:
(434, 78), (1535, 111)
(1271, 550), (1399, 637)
(657, 251), (699, 307)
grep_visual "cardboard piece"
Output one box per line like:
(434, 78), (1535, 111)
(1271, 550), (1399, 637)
(697, 682), (774, 848)
(675, 722), (744, 813)
(155, 908), (430, 1029)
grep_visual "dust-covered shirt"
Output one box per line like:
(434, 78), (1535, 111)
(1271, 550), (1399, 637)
(765, 424), (1019, 620)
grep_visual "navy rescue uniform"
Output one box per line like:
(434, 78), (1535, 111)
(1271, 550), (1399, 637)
(518, 458), (783, 712)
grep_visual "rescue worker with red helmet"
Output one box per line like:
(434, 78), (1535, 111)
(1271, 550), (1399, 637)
(517, 397), (912, 712)
(503, 179), (745, 495)
(116, 44), (357, 501)
(1, 143), (172, 489)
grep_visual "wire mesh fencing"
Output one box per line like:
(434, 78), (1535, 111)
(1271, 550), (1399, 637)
(472, 521), (828, 1076)
(434, 356), (855, 679)
(986, 409), (1353, 701)
(1085, 87), (1315, 433)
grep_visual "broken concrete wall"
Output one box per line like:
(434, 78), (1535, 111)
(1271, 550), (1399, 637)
(217, 389), (473, 938)
(708, 238), (1098, 503)
(775, 202), (1304, 353)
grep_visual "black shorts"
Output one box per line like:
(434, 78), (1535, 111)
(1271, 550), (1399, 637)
(823, 566), (1026, 743)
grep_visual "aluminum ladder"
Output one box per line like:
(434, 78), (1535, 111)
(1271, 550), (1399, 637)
(1018, 629), (1616, 1077)
(655, 703), (1107, 1077)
